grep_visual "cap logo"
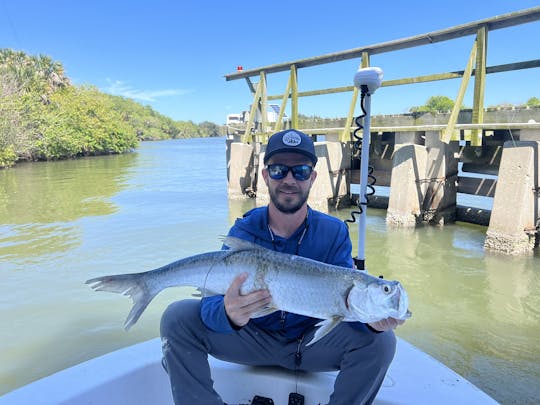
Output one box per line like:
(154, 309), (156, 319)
(282, 131), (302, 146)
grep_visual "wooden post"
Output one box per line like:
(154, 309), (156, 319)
(273, 69), (292, 133)
(242, 79), (263, 144)
(441, 39), (477, 143)
(471, 26), (487, 146)
(260, 71), (268, 135)
(290, 64), (298, 129)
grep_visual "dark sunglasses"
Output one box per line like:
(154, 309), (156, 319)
(266, 164), (313, 181)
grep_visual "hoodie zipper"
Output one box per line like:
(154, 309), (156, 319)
(268, 211), (309, 332)
(295, 334), (304, 368)
(280, 311), (286, 329)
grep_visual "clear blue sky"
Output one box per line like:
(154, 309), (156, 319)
(1, 0), (539, 124)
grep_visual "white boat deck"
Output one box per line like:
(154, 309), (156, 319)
(0, 337), (498, 405)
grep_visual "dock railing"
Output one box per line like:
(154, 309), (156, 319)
(224, 6), (540, 147)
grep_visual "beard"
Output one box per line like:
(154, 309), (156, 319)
(268, 184), (310, 214)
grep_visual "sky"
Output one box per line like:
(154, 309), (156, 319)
(1, 0), (539, 124)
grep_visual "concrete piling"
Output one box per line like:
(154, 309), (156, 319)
(226, 122), (540, 254)
(484, 141), (539, 254)
(422, 132), (459, 225)
(386, 144), (428, 227)
(386, 132), (458, 226)
(227, 142), (255, 199)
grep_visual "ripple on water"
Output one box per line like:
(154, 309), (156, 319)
(0, 223), (81, 265)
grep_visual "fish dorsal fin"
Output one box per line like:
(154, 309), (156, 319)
(222, 236), (266, 252)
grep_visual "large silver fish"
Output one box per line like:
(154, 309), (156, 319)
(86, 237), (411, 344)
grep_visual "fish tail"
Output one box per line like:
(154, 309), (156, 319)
(85, 273), (159, 330)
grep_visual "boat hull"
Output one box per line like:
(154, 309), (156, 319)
(0, 337), (498, 405)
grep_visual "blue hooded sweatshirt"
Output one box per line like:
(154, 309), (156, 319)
(200, 206), (355, 340)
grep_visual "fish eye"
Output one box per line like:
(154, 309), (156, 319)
(383, 285), (392, 294)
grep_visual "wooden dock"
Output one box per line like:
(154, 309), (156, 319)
(224, 7), (540, 254)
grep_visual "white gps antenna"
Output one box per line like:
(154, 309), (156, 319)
(352, 67), (383, 270)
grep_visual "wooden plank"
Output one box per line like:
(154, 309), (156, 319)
(456, 205), (491, 226)
(295, 123), (540, 137)
(245, 77), (256, 94)
(349, 169), (392, 187)
(458, 176), (497, 197)
(460, 145), (502, 167)
(225, 7), (540, 81)
(265, 59), (540, 100)
(461, 163), (499, 176)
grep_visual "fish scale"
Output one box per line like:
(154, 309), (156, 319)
(86, 236), (411, 345)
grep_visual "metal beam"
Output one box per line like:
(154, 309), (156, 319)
(290, 65), (298, 129)
(264, 59), (540, 100)
(471, 26), (487, 145)
(225, 7), (540, 81)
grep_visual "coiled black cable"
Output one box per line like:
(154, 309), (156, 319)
(345, 87), (377, 227)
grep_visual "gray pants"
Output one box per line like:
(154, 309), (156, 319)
(160, 300), (396, 405)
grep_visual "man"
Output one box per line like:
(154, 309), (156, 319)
(160, 129), (404, 405)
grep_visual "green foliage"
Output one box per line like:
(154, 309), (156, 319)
(526, 97), (540, 107)
(0, 49), (70, 98)
(0, 145), (17, 167)
(410, 96), (455, 113)
(198, 121), (222, 137)
(0, 49), (223, 168)
(31, 86), (139, 159)
(106, 94), (184, 140)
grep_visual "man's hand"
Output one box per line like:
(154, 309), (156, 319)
(224, 273), (272, 328)
(368, 317), (405, 332)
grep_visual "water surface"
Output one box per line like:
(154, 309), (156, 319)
(0, 137), (538, 404)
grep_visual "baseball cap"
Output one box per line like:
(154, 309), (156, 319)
(263, 129), (318, 166)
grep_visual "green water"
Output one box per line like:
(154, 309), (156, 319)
(0, 137), (539, 404)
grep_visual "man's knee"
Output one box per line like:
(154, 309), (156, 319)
(371, 330), (397, 367)
(342, 328), (396, 370)
(160, 299), (201, 338)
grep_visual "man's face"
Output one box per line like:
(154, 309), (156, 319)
(262, 152), (317, 214)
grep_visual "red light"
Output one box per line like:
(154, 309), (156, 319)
(237, 66), (243, 71)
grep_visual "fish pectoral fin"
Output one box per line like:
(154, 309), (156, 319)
(306, 316), (344, 346)
(193, 287), (220, 298)
(251, 306), (279, 318)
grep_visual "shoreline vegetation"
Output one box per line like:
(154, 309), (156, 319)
(2, 49), (538, 170)
(0, 49), (223, 169)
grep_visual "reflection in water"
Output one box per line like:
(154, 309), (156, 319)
(0, 138), (538, 404)
(228, 197), (259, 225)
(0, 153), (136, 224)
(0, 153), (137, 262)
(0, 223), (79, 263)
